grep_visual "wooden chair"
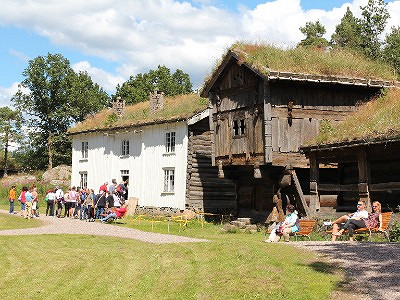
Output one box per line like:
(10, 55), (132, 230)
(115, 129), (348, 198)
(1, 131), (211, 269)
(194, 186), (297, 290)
(292, 220), (317, 241)
(264, 219), (317, 242)
(326, 212), (393, 241)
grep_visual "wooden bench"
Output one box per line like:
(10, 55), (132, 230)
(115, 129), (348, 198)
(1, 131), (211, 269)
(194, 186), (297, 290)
(293, 220), (318, 241)
(264, 219), (317, 242)
(326, 212), (393, 241)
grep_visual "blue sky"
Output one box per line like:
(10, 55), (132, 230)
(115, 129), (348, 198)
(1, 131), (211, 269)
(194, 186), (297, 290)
(0, 0), (399, 106)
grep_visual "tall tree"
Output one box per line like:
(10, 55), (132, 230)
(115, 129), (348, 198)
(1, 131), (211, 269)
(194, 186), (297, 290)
(383, 26), (400, 78)
(298, 20), (329, 48)
(115, 65), (193, 104)
(359, 0), (390, 59)
(0, 107), (23, 176)
(331, 7), (363, 51)
(13, 53), (109, 169)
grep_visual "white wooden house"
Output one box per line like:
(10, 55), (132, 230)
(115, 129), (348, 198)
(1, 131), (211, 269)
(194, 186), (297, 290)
(68, 92), (235, 212)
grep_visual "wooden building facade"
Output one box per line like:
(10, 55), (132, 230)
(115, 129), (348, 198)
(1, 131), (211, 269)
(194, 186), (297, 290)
(201, 50), (395, 219)
(301, 138), (400, 213)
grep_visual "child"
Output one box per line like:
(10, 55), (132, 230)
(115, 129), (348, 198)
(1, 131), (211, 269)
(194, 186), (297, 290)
(9, 185), (16, 214)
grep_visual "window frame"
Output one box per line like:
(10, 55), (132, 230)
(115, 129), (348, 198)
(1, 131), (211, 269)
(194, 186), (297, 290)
(165, 131), (176, 153)
(121, 139), (130, 156)
(81, 141), (88, 159)
(163, 168), (175, 193)
(79, 172), (88, 188)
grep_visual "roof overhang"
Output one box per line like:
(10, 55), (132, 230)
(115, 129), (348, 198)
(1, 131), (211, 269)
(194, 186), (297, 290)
(187, 109), (209, 125)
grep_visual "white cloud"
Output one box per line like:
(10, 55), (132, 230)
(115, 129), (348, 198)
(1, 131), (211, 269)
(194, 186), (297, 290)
(0, 82), (21, 107)
(9, 49), (29, 62)
(0, 0), (399, 92)
(72, 61), (125, 92)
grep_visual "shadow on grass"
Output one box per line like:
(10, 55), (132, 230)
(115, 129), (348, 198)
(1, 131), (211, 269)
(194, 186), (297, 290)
(307, 261), (341, 275)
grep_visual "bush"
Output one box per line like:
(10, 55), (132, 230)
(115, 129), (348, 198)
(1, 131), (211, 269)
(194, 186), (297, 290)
(389, 221), (400, 242)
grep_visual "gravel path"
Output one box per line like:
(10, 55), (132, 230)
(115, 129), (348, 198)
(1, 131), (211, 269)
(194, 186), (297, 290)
(0, 210), (208, 244)
(294, 241), (400, 300)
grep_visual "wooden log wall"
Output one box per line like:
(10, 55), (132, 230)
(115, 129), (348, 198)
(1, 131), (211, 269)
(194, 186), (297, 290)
(186, 118), (236, 213)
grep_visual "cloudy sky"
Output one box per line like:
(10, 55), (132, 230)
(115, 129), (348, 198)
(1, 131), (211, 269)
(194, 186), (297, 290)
(1, 0), (400, 106)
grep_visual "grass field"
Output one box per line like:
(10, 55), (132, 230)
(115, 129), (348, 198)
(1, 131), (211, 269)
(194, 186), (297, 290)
(0, 212), (43, 230)
(0, 214), (342, 300)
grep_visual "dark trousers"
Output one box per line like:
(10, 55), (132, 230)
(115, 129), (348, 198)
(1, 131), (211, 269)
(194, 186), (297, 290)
(46, 201), (55, 216)
(9, 200), (14, 214)
(56, 202), (63, 217)
(344, 219), (366, 237)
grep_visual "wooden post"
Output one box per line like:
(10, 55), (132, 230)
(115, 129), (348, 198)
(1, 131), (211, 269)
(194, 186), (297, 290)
(357, 147), (371, 211)
(263, 80), (272, 163)
(208, 93), (216, 166)
(309, 152), (320, 215)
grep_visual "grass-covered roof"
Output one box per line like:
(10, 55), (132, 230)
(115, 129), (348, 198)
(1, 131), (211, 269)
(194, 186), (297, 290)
(307, 88), (400, 147)
(230, 42), (398, 81)
(68, 94), (208, 135)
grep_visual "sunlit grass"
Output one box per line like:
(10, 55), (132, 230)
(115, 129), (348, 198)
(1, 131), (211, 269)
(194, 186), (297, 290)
(0, 212), (43, 230)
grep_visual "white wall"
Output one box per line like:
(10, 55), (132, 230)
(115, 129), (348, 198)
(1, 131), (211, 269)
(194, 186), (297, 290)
(71, 122), (188, 209)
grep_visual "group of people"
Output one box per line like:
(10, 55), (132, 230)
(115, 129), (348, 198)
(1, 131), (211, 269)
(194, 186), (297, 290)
(8, 179), (129, 223)
(266, 200), (384, 242)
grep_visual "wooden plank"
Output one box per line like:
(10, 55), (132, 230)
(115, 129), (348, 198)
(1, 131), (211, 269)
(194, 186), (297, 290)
(272, 117), (279, 152)
(318, 183), (359, 192)
(263, 80), (272, 163)
(290, 169), (310, 217)
(208, 98), (216, 166)
(370, 182), (400, 191)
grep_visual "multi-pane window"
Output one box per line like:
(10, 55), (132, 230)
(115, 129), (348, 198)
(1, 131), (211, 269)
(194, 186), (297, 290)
(80, 172), (88, 188)
(163, 168), (175, 193)
(166, 132), (176, 153)
(122, 140), (130, 156)
(81, 141), (88, 159)
(233, 119), (246, 136)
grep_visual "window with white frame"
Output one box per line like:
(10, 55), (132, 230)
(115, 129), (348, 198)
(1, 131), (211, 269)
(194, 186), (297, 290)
(121, 140), (130, 156)
(163, 168), (175, 193)
(165, 132), (176, 153)
(81, 141), (88, 159)
(80, 172), (88, 188)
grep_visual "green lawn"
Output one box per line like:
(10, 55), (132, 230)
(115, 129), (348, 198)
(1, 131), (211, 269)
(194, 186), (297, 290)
(0, 212), (43, 230)
(0, 217), (342, 299)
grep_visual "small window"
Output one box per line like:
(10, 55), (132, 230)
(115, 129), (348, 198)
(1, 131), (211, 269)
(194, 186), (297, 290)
(121, 140), (130, 156)
(80, 172), (88, 188)
(163, 168), (175, 193)
(233, 119), (246, 136)
(81, 141), (88, 159)
(166, 132), (176, 153)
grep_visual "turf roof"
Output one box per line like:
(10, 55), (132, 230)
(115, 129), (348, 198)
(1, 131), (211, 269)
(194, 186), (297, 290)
(68, 94), (208, 135)
(202, 43), (398, 94)
(306, 88), (400, 147)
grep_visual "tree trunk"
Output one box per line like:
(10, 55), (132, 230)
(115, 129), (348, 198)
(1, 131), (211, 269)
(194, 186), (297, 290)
(48, 133), (53, 169)
(3, 131), (9, 177)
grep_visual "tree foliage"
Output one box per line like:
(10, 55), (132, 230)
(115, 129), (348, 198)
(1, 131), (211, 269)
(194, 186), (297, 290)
(298, 21), (329, 48)
(114, 65), (192, 104)
(331, 7), (362, 51)
(383, 26), (400, 79)
(12, 53), (109, 170)
(359, 0), (389, 59)
(0, 107), (23, 175)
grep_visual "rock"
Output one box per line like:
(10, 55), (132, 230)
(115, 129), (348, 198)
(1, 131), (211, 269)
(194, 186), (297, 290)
(221, 223), (238, 232)
(231, 220), (246, 229)
(181, 209), (196, 220)
(237, 217), (252, 225)
(246, 224), (258, 231)
(1, 174), (36, 187)
(41, 165), (71, 187)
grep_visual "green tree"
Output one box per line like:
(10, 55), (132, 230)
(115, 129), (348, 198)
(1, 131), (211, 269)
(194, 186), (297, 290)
(359, 0), (390, 59)
(0, 107), (23, 176)
(331, 7), (363, 50)
(115, 65), (193, 104)
(383, 26), (400, 78)
(12, 53), (109, 170)
(298, 20), (329, 48)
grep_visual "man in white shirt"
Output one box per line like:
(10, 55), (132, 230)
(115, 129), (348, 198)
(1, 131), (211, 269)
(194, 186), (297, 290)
(55, 187), (64, 217)
(331, 200), (368, 241)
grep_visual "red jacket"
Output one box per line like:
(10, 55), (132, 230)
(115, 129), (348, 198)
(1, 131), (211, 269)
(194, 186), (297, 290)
(115, 207), (127, 218)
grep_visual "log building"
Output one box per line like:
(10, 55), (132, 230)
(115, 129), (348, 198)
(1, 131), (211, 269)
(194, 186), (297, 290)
(201, 44), (398, 220)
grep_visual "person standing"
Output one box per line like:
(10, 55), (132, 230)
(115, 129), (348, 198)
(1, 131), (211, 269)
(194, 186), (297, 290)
(19, 187), (27, 216)
(108, 179), (117, 195)
(9, 185), (16, 214)
(46, 189), (56, 216)
(79, 188), (88, 220)
(68, 187), (78, 218)
(95, 191), (107, 219)
(55, 187), (64, 217)
(83, 189), (94, 221)
(25, 187), (34, 219)
(32, 186), (39, 217)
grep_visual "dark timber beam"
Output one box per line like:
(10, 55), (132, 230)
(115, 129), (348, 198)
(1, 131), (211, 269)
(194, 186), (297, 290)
(309, 152), (320, 214)
(357, 147), (371, 211)
(263, 80), (272, 163)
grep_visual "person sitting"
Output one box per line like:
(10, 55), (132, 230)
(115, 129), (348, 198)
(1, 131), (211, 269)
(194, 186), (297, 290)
(266, 204), (299, 243)
(101, 204), (127, 223)
(334, 201), (383, 241)
(331, 200), (368, 241)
